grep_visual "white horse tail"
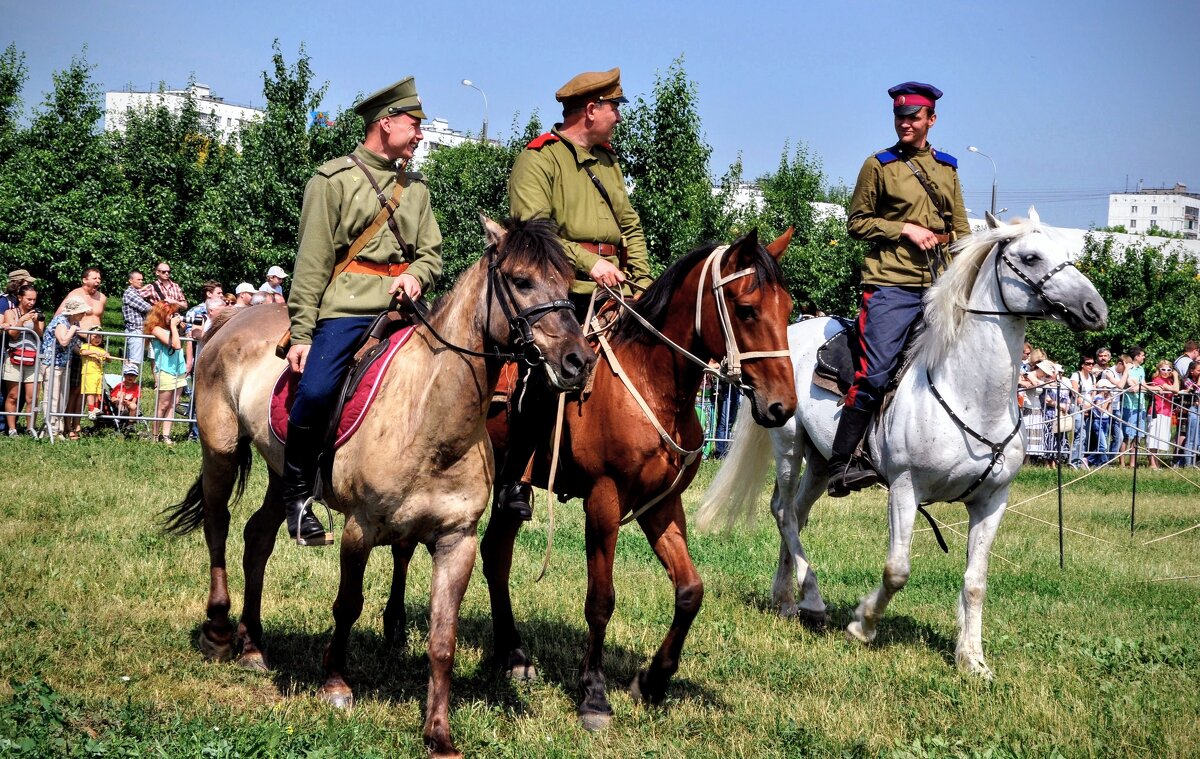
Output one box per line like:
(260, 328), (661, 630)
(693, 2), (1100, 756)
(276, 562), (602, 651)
(696, 398), (773, 532)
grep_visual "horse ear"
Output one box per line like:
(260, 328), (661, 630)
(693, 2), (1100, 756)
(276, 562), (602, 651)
(480, 214), (506, 248)
(985, 212), (1000, 229)
(729, 228), (760, 266)
(765, 226), (794, 260)
(1028, 206), (1041, 225)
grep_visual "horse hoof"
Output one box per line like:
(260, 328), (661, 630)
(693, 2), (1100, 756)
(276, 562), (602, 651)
(579, 711), (612, 732)
(197, 631), (233, 663)
(237, 651), (270, 672)
(793, 608), (829, 632)
(320, 688), (354, 710)
(506, 662), (538, 681)
(956, 653), (995, 681)
(844, 620), (873, 644)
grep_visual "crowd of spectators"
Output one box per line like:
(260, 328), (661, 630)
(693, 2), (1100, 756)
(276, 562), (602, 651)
(1019, 340), (1200, 469)
(0, 263), (289, 442)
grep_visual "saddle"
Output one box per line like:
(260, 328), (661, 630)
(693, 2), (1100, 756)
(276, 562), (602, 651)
(812, 317), (921, 409)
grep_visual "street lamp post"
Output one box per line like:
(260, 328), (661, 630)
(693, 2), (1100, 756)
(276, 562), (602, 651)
(967, 145), (998, 216)
(461, 79), (489, 143)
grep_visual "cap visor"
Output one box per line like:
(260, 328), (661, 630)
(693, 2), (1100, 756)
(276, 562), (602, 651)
(893, 105), (922, 116)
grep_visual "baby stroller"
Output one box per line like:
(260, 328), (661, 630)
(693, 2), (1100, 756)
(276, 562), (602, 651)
(99, 372), (143, 436)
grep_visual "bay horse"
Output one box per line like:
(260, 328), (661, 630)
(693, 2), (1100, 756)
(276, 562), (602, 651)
(698, 210), (1107, 678)
(164, 217), (593, 758)
(472, 229), (797, 729)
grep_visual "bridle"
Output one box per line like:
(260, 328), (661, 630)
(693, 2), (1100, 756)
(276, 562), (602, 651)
(601, 244), (791, 391)
(961, 236), (1080, 324)
(403, 244), (574, 367)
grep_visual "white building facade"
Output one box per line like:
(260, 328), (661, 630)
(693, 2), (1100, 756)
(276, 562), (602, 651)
(1107, 184), (1200, 239)
(104, 84), (264, 143)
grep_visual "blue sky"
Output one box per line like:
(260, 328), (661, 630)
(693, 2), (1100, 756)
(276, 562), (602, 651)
(4, 0), (1197, 229)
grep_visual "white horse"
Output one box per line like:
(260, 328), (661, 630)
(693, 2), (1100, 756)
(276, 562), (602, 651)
(698, 210), (1107, 678)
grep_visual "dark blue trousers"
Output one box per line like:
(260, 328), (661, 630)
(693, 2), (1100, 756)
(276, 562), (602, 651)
(288, 316), (374, 429)
(845, 285), (925, 412)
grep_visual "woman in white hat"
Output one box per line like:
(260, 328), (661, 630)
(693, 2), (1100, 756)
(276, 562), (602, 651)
(39, 296), (90, 438)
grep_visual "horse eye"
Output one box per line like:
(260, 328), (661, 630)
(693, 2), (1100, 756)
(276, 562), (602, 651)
(512, 277), (532, 290)
(735, 304), (757, 321)
(1020, 253), (1041, 266)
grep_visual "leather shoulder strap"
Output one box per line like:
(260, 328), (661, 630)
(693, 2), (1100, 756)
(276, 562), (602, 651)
(349, 153), (410, 253)
(331, 174), (405, 282)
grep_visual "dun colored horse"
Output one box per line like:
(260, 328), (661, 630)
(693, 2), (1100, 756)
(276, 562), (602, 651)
(699, 211), (1108, 678)
(416, 229), (793, 729)
(164, 217), (592, 758)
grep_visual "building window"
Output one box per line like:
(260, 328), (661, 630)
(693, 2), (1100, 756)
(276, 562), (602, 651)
(1131, 206), (1137, 214)
(1150, 220), (1158, 229)
(1130, 220), (1137, 228)
(1151, 206), (1158, 214)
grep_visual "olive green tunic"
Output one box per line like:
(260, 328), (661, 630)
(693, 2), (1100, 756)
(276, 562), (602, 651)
(508, 127), (652, 295)
(288, 145), (443, 344)
(848, 143), (970, 288)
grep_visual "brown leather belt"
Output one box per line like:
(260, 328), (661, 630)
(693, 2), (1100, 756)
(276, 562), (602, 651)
(343, 260), (410, 277)
(575, 241), (623, 258)
(933, 233), (951, 245)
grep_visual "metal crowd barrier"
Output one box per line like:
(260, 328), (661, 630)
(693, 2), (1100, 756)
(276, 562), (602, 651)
(0, 324), (198, 443)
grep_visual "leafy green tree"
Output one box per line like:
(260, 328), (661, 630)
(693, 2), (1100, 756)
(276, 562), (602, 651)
(0, 44), (27, 159)
(422, 114), (542, 290)
(0, 50), (138, 303)
(616, 56), (718, 271)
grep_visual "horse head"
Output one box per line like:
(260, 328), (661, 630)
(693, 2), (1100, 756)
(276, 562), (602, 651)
(988, 208), (1108, 331)
(698, 228), (797, 427)
(481, 215), (594, 391)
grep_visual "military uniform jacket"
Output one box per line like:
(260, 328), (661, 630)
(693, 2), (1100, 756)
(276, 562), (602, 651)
(848, 143), (970, 288)
(289, 145), (443, 344)
(509, 127), (652, 295)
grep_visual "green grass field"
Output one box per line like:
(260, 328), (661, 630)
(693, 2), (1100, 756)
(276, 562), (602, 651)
(1, 436), (1197, 757)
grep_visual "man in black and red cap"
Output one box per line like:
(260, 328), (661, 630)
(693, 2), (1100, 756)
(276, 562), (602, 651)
(826, 81), (971, 497)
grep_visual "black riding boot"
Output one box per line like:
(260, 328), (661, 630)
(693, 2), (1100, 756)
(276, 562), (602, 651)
(281, 421), (333, 546)
(826, 406), (879, 498)
(493, 480), (533, 521)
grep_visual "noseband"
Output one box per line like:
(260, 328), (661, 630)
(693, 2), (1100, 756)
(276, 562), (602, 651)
(695, 246), (792, 388)
(962, 236), (1079, 323)
(405, 244), (574, 366)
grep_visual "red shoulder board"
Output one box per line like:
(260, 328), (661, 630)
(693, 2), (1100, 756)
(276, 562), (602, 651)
(526, 132), (560, 150)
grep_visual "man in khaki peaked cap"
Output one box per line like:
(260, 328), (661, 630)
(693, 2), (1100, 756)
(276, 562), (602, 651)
(496, 66), (651, 520)
(280, 75), (443, 547)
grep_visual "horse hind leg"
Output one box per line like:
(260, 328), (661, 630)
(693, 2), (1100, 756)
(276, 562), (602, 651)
(630, 498), (703, 708)
(771, 437), (829, 629)
(480, 507), (536, 680)
(195, 439), (252, 663)
(955, 495), (1007, 680)
(383, 541), (418, 649)
(235, 469), (285, 672)
(319, 520), (373, 711)
(847, 476), (917, 645)
(422, 530), (476, 759)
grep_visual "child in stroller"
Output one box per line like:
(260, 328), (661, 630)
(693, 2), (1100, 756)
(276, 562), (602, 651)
(101, 367), (142, 434)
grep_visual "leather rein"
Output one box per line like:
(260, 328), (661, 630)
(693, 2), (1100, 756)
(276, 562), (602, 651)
(918, 237), (1080, 549)
(595, 245), (792, 525)
(400, 244), (574, 368)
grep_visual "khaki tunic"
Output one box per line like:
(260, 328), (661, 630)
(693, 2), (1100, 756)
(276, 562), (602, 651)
(848, 143), (970, 288)
(509, 127), (652, 295)
(288, 145), (443, 344)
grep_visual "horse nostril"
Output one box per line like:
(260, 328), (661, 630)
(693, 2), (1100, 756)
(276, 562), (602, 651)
(769, 402), (786, 422)
(563, 351), (587, 379)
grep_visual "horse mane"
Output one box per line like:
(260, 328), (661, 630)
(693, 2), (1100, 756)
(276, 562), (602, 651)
(913, 216), (1044, 367)
(428, 217), (572, 316)
(609, 235), (785, 346)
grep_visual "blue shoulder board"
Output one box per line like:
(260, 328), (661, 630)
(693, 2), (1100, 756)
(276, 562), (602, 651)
(932, 149), (958, 169)
(874, 149), (900, 165)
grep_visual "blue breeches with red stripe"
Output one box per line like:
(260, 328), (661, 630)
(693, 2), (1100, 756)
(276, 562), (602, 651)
(288, 316), (374, 429)
(844, 285), (925, 412)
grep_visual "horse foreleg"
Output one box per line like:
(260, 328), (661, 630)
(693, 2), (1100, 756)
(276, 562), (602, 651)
(956, 493), (1007, 680)
(422, 530), (476, 759)
(771, 441), (828, 628)
(236, 472), (284, 672)
(847, 475), (917, 644)
(631, 497), (702, 706)
(319, 519), (372, 710)
(199, 450), (238, 662)
(579, 479), (621, 731)
(480, 508), (535, 678)
(383, 541), (417, 649)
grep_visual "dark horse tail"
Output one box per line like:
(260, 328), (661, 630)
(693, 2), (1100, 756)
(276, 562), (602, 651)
(161, 437), (253, 535)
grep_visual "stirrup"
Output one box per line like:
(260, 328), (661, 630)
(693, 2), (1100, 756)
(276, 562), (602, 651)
(295, 497), (335, 547)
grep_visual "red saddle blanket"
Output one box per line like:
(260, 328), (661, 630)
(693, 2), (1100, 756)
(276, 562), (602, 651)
(270, 326), (415, 448)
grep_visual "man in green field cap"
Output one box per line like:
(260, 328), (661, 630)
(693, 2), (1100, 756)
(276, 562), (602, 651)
(496, 66), (653, 520)
(282, 76), (443, 546)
